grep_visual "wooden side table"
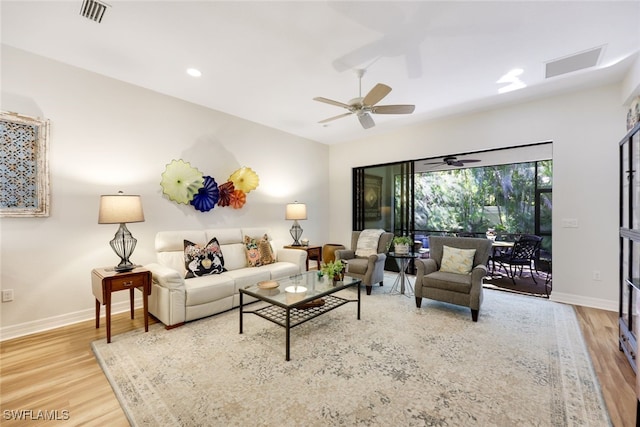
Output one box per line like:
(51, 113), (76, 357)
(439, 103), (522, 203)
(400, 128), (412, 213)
(283, 245), (322, 271)
(91, 266), (151, 343)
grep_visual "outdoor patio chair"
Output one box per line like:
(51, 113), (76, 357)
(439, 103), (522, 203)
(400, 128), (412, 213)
(492, 234), (543, 285)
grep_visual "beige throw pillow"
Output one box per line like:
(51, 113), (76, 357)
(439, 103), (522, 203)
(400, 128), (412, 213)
(440, 245), (476, 275)
(355, 229), (384, 257)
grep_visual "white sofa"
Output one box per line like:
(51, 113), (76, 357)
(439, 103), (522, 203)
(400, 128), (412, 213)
(145, 228), (306, 328)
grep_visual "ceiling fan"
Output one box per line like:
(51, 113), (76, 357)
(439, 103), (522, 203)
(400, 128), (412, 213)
(313, 69), (415, 129)
(424, 156), (482, 167)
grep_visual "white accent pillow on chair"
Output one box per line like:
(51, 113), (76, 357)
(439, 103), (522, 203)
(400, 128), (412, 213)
(355, 229), (385, 257)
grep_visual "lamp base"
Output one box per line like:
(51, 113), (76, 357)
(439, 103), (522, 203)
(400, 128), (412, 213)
(289, 220), (303, 247)
(110, 223), (138, 274)
(114, 262), (135, 273)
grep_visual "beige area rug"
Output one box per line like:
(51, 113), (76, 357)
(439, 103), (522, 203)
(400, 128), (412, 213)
(92, 280), (610, 426)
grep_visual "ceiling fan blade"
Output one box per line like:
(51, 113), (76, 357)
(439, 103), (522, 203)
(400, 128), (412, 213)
(358, 112), (375, 129)
(451, 161), (465, 167)
(362, 83), (391, 106)
(313, 97), (351, 109)
(372, 104), (415, 114)
(318, 112), (353, 124)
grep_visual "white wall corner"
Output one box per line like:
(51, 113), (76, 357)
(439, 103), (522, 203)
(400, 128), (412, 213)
(622, 53), (640, 104)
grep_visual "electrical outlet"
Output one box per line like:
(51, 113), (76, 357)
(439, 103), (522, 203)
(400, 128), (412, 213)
(593, 271), (602, 281)
(2, 289), (14, 302)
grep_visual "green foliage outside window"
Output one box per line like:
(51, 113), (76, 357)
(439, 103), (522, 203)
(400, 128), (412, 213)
(411, 160), (552, 247)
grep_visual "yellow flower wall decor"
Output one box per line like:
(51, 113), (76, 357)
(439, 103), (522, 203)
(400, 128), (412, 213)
(160, 161), (258, 212)
(228, 167), (259, 193)
(161, 159), (205, 204)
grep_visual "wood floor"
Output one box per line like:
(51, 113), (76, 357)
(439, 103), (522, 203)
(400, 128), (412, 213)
(0, 303), (636, 426)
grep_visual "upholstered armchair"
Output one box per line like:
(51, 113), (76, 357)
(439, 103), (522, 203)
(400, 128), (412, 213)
(415, 236), (492, 321)
(335, 230), (394, 295)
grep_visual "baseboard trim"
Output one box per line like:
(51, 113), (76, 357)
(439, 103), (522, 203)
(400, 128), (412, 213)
(0, 298), (143, 342)
(550, 292), (617, 312)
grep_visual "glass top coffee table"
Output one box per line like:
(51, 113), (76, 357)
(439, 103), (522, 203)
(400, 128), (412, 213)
(239, 271), (361, 361)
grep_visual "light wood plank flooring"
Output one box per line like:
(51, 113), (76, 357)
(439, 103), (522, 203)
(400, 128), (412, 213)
(0, 303), (636, 426)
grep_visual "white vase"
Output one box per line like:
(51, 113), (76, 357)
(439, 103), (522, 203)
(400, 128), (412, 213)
(395, 244), (409, 254)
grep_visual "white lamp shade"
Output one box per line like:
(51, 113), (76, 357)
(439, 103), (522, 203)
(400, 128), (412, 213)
(98, 194), (145, 224)
(285, 202), (307, 220)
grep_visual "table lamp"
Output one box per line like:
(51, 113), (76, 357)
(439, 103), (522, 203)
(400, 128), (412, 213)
(98, 191), (145, 272)
(285, 202), (307, 246)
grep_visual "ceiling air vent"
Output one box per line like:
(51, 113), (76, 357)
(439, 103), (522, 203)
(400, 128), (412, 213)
(544, 46), (604, 79)
(80, 0), (110, 23)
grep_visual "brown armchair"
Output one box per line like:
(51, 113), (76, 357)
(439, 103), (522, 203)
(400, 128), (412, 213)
(335, 230), (394, 295)
(415, 236), (492, 321)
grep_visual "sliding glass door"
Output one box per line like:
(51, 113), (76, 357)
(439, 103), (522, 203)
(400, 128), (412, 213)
(353, 161), (414, 237)
(352, 143), (552, 249)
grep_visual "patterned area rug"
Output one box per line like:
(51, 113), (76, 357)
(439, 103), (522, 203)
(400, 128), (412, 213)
(92, 285), (610, 426)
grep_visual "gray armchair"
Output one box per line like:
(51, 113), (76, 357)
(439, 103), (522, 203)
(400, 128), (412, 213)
(415, 236), (492, 321)
(335, 230), (394, 295)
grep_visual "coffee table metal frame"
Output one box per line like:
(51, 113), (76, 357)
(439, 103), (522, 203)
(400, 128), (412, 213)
(239, 272), (361, 361)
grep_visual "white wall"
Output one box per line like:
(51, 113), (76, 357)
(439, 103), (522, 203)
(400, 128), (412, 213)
(0, 46), (329, 339)
(329, 83), (627, 311)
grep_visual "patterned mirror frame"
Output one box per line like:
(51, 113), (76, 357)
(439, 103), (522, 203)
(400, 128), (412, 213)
(0, 111), (50, 217)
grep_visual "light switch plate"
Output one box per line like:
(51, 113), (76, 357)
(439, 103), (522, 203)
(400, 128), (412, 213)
(561, 218), (578, 228)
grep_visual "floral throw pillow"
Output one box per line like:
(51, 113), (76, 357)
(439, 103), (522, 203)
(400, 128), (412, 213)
(184, 237), (226, 278)
(244, 234), (275, 267)
(439, 245), (476, 275)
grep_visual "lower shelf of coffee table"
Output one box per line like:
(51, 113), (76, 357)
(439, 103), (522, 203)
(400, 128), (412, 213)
(249, 295), (353, 329)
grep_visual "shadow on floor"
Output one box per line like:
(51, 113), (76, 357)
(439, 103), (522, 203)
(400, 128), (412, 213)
(483, 267), (552, 298)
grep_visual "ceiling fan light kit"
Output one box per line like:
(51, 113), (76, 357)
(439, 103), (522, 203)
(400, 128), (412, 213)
(314, 69), (415, 129)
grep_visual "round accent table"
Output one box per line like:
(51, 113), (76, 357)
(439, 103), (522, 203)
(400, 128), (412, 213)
(387, 251), (420, 297)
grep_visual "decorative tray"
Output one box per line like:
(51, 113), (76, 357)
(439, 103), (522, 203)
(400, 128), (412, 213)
(257, 280), (279, 289)
(297, 298), (326, 309)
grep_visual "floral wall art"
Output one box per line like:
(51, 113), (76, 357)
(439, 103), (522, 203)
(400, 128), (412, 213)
(160, 159), (259, 212)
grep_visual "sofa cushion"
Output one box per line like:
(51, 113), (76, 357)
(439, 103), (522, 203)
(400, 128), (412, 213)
(184, 274), (235, 306)
(440, 245), (476, 275)
(244, 234), (275, 267)
(221, 243), (250, 271)
(424, 271), (472, 293)
(184, 237), (227, 278)
(345, 258), (367, 275)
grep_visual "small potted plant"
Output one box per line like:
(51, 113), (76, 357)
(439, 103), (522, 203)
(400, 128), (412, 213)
(321, 259), (346, 284)
(393, 236), (413, 254)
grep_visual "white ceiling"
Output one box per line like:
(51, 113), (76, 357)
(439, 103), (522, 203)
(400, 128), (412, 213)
(2, 1), (640, 145)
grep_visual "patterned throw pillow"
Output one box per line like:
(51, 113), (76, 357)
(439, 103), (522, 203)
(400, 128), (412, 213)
(244, 234), (276, 267)
(184, 237), (226, 278)
(439, 245), (476, 275)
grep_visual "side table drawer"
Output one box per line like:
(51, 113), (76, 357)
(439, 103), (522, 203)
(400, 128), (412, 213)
(108, 274), (146, 292)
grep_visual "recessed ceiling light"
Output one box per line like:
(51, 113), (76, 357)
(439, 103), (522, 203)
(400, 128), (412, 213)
(186, 68), (202, 77)
(497, 68), (526, 94)
(496, 68), (523, 84)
